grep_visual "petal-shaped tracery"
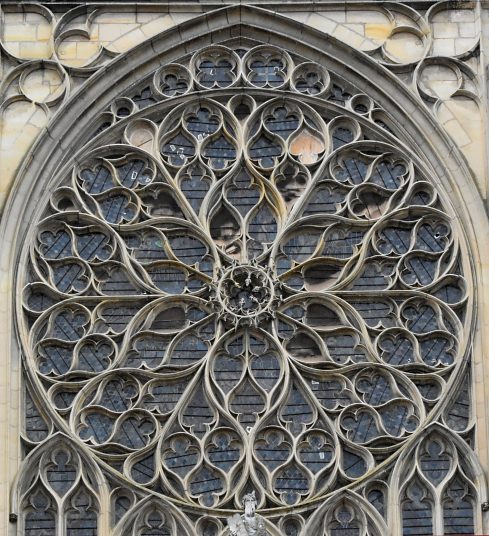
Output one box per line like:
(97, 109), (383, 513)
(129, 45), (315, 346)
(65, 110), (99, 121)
(20, 42), (472, 525)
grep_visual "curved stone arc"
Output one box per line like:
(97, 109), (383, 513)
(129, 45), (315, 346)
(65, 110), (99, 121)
(202, 157), (287, 263)
(426, 0), (480, 60)
(9, 431), (111, 533)
(1, 3), (486, 532)
(0, 2), (481, 206)
(65, 92), (407, 255)
(112, 493), (197, 536)
(1, 3), (478, 211)
(303, 488), (388, 534)
(284, 344), (429, 454)
(7, 31), (478, 366)
(387, 421), (488, 533)
(45, 89), (465, 281)
(285, 139), (414, 218)
(0, 60), (69, 102)
(68, 355), (207, 434)
(206, 325), (289, 411)
(72, 142), (203, 228)
(0, 3), (55, 61)
(83, 89), (398, 154)
(118, 494), (285, 536)
(53, 5), (116, 72)
(28, 212), (149, 298)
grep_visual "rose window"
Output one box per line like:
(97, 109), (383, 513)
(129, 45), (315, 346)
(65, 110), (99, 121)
(20, 43), (473, 532)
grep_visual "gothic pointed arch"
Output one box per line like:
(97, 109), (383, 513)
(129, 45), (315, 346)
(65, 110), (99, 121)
(389, 423), (487, 535)
(114, 495), (196, 536)
(11, 432), (110, 534)
(2, 5), (489, 535)
(304, 490), (388, 535)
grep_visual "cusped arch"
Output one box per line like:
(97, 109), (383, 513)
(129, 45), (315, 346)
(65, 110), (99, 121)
(11, 432), (110, 534)
(115, 495), (195, 536)
(391, 422), (487, 494)
(304, 489), (388, 535)
(389, 422), (488, 533)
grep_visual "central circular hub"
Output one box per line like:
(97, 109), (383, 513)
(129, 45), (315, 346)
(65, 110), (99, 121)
(219, 265), (274, 318)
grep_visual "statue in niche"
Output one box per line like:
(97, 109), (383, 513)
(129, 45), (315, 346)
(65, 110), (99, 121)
(227, 491), (267, 535)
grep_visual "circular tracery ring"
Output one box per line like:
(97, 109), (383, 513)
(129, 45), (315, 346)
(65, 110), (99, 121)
(20, 44), (471, 521)
(217, 264), (275, 325)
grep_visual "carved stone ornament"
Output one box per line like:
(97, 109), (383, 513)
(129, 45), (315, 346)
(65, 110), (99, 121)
(227, 491), (267, 535)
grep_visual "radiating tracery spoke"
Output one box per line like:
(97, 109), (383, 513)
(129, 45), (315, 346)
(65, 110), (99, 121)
(22, 43), (471, 516)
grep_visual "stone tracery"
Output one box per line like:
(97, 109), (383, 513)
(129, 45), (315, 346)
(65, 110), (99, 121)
(18, 42), (477, 534)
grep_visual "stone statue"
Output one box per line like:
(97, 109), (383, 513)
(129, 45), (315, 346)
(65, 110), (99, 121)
(227, 491), (267, 536)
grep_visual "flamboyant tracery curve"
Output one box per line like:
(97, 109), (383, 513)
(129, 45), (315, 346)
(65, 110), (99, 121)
(16, 40), (478, 535)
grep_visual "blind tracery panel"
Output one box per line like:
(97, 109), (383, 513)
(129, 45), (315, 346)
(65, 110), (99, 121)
(17, 42), (479, 535)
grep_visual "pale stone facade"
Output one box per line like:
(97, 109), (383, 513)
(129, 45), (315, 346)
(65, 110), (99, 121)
(1, 1), (489, 534)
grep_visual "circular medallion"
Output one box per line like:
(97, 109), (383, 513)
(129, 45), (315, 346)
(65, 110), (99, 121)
(218, 265), (274, 324)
